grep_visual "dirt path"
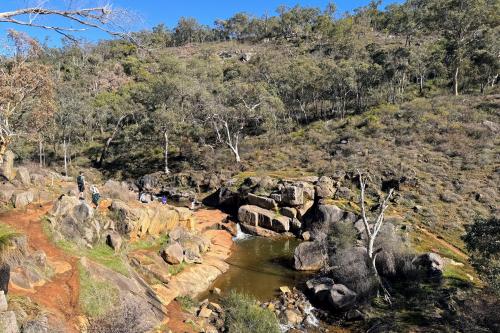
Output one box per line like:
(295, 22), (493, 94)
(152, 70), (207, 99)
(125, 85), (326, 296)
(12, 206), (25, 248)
(414, 225), (468, 260)
(0, 204), (80, 333)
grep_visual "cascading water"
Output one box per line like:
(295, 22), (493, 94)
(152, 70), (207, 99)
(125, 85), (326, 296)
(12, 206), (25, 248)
(233, 223), (251, 241)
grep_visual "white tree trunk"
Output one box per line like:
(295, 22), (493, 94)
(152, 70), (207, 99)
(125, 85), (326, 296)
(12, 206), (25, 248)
(454, 67), (459, 96)
(63, 139), (68, 177)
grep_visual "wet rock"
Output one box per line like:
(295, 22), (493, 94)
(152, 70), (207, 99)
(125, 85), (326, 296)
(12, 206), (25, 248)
(240, 224), (282, 238)
(290, 218), (302, 233)
(247, 193), (277, 210)
(283, 309), (303, 326)
(238, 205), (290, 233)
(160, 242), (184, 265)
(294, 241), (325, 271)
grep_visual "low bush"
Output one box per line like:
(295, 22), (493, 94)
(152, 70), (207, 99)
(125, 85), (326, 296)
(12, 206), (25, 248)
(222, 291), (280, 333)
(87, 298), (152, 333)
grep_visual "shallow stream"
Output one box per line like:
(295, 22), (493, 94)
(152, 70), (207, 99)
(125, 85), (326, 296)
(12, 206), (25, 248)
(200, 235), (312, 302)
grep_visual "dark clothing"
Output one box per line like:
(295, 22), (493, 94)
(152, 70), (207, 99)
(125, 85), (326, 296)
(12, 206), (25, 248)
(92, 193), (100, 206)
(77, 175), (85, 193)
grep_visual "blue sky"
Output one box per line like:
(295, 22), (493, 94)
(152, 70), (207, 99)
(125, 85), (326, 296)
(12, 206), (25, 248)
(0, 0), (401, 46)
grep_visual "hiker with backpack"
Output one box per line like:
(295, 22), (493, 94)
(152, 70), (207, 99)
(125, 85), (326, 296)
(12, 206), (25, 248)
(90, 185), (101, 208)
(77, 171), (85, 199)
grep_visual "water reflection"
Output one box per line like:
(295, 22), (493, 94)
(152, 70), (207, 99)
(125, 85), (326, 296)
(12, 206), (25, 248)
(201, 237), (312, 301)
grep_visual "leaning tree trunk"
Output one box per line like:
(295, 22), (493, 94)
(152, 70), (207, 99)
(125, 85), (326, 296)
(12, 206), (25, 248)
(97, 115), (127, 168)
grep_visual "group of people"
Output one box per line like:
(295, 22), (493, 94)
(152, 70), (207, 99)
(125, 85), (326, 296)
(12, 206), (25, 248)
(76, 171), (100, 208)
(77, 171), (199, 210)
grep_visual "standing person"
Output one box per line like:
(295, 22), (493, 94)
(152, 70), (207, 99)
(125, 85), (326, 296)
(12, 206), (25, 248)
(77, 171), (85, 199)
(90, 185), (100, 208)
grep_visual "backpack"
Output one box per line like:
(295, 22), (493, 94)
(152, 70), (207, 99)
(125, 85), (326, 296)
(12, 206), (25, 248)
(77, 175), (84, 185)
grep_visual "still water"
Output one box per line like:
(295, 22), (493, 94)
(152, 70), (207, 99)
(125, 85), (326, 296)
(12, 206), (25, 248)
(200, 236), (312, 302)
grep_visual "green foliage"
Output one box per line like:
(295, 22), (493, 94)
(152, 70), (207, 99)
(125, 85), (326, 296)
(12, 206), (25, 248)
(78, 263), (119, 317)
(0, 223), (21, 262)
(222, 291), (280, 333)
(463, 216), (500, 293)
(175, 295), (197, 311)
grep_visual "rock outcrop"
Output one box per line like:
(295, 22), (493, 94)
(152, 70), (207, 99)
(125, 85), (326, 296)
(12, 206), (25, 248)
(238, 205), (290, 233)
(109, 200), (193, 239)
(294, 241), (326, 271)
(413, 252), (444, 278)
(47, 195), (100, 247)
(0, 151), (16, 181)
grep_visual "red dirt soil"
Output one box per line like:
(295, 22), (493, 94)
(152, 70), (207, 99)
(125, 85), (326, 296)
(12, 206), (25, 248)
(0, 204), (80, 333)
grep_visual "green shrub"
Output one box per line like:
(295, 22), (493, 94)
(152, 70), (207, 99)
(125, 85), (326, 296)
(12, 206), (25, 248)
(222, 291), (280, 333)
(176, 295), (197, 311)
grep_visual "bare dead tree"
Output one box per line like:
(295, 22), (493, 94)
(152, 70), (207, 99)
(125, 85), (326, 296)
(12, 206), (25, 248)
(0, 1), (133, 42)
(358, 170), (395, 304)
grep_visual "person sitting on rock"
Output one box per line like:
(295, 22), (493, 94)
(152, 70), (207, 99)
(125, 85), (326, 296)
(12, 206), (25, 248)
(139, 192), (149, 203)
(77, 171), (85, 199)
(90, 185), (100, 208)
(161, 195), (167, 205)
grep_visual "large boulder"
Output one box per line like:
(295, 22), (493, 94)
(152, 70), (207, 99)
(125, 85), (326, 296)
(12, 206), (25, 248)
(281, 186), (304, 206)
(306, 277), (335, 303)
(202, 187), (240, 212)
(328, 284), (357, 310)
(247, 193), (277, 210)
(11, 190), (34, 208)
(160, 242), (184, 265)
(14, 167), (30, 186)
(48, 195), (99, 246)
(238, 205), (290, 233)
(413, 252), (444, 278)
(0, 151), (16, 181)
(294, 241), (326, 271)
(303, 204), (345, 239)
(0, 183), (15, 203)
(315, 176), (335, 199)
(109, 200), (182, 239)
